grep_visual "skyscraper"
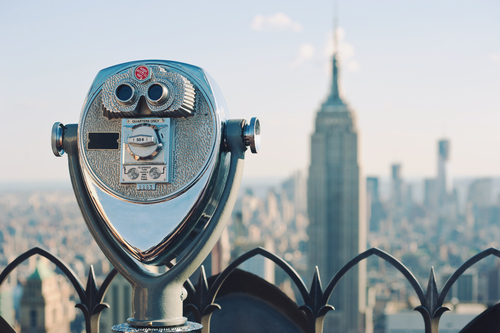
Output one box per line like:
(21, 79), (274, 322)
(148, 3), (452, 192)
(20, 260), (75, 333)
(437, 139), (452, 205)
(467, 178), (493, 207)
(99, 273), (132, 330)
(307, 40), (366, 332)
(391, 164), (403, 208)
(366, 177), (379, 204)
(424, 139), (454, 213)
(366, 177), (385, 232)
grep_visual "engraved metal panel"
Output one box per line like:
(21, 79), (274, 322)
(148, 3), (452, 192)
(80, 89), (215, 202)
(121, 118), (171, 184)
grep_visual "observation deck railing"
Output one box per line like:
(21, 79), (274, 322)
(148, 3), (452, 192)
(1, 247), (499, 333)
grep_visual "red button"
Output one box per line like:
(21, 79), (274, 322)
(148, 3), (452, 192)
(135, 66), (149, 81)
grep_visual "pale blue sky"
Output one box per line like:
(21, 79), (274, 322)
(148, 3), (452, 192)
(1, 0), (499, 183)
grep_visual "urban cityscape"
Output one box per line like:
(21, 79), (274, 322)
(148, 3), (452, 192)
(1, 2), (499, 333)
(1, 47), (500, 333)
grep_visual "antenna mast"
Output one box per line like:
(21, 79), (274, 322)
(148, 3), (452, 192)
(333, 0), (338, 55)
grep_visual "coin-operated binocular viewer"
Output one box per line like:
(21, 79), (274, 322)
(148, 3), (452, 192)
(51, 60), (259, 332)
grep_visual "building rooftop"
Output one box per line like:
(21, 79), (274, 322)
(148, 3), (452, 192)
(28, 261), (55, 281)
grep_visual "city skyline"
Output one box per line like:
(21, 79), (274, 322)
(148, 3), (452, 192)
(1, 1), (499, 183)
(1, 2), (499, 329)
(2, 154), (499, 332)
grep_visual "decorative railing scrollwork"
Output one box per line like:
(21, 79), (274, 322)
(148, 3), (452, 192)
(1, 246), (499, 333)
(0, 247), (118, 333)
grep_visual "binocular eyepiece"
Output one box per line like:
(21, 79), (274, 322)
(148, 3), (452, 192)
(101, 64), (196, 119)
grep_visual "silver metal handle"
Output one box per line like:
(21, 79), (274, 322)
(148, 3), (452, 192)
(243, 117), (260, 154)
(51, 122), (65, 157)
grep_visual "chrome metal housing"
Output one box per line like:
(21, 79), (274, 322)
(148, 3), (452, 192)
(102, 65), (196, 118)
(77, 60), (230, 265)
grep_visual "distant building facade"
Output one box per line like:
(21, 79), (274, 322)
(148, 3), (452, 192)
(0, 255), (16, 328)
(424, 178), (438, 211)
(437, 139), (452, 205)
(385, 307), (484, 333)
(20, 260), (74, 333)
(99, 273), (132, 330)
(366, 177), (385, 232)
(467, 178), (492, 207)
(282, 170), (308, 215)
(232, 238), (275, 283)
(442, 269), (479, 303)
(307, 51), (366, 333)
(391, 164), (403, 208)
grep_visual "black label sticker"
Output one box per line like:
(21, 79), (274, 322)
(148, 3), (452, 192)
(88, 133), (119, 150)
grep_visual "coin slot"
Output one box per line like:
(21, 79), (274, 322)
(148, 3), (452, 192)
(88, 132), (120, 150)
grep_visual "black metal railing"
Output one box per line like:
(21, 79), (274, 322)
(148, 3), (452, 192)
(1, 246), (499, 333)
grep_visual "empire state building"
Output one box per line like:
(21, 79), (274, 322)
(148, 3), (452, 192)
(307, 51), (366, 333)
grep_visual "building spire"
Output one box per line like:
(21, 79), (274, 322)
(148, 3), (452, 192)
(333, 0), (338, 56)
(325, 0), (345, 107)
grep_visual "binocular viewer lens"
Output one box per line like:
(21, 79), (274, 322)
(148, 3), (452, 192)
(147, 83), (169, 105)
(114, 82), (169, 107)
(115, 84), (137, 105)
(106, 65), (186, 118)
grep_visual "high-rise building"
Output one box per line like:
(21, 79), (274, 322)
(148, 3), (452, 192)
(307, 43), (366, 332)
(19, 260), (75, 333)
(487, 265), (500, 304)
(282, 170), (308, 215)
(424, 178), (438, 211)
(442, 269), (479, 303)
(437, 139), (452, 205)
(99, 273), (132, 330)
(366, 177), (385, 232)
(231, 238), (275, 284)
(0, 256), (16, 328)
(391, 164), (403, 208)
(366, 177), (379, 205)
(467, 178), (492, 207)
(193, 229), (231, 278)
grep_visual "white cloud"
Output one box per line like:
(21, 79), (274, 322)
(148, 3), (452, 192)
(325, 27), (346, 56)
(19, 100), (51, 109)
(325, 28), (353, 59)
(324, 27), (359, 72)
(489, 53), (500, 63)
(250, 12), (303, 32)
(346, 60), (360, 72)
(290, 43), (315, 68)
